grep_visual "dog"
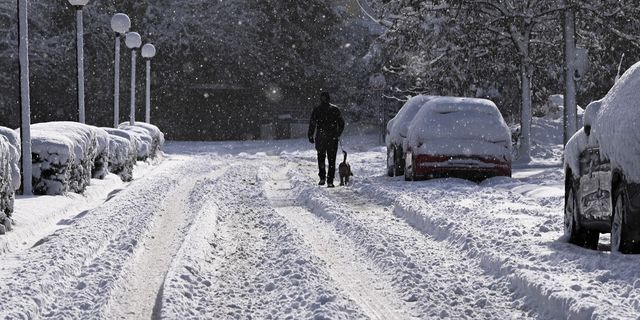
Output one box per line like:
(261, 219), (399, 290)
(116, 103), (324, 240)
(338, 150), (353, 186)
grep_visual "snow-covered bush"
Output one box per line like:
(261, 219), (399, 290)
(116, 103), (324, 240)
(29, 122), (107, 195)
(0, 127), (21, 192)
(118, 122), (164, 159)
(102, 129), (136, 182)
(29, 129), (74, 195)
(534, 94), (563, 119)
(0, 127), (21, 222)
(0, 136), (14, 229)
(92, 128), (110, 180)
(104, 127), (148, 161)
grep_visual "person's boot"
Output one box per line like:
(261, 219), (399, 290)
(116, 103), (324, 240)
(318, 178), (326, 186)
(327, 181), (335, 188)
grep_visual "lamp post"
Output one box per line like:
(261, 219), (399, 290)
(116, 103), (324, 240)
(18, 0), (32, 195)
(125, 32), (142, 125)
(141, 43), (156, 123)
(68, 0), (90, 124)
(110, 13), (130, 128)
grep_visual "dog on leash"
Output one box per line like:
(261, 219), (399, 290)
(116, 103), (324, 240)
(338, 150), (353, 186)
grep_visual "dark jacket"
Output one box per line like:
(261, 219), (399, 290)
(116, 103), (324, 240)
(308, 102), (345, 149)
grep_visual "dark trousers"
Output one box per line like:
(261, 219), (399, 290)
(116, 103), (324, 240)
(317, 141), (339, 182)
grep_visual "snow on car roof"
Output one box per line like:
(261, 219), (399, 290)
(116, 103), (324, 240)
(405, 97), (511, 159)
(421, 96), (501, 115)
(593, 60), (640, 182)
(408, 97), (510, 142)
(387, 95), (436, 146)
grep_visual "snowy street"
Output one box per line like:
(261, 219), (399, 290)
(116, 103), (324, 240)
(0, 135), (638, 319)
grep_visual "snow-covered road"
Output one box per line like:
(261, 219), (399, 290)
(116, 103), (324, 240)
(1, 136), (639, 319)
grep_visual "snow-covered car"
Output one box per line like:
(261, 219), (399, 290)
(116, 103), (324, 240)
(386, 95), (435, 176)
(564, 62), (640, 254)
(403, 97), (512, 181)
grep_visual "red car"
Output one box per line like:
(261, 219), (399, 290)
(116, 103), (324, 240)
(403, 97), (512, 181)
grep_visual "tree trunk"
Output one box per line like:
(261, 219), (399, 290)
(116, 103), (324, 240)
(518, 55), (533, 163)
(563, 2), (578, 145)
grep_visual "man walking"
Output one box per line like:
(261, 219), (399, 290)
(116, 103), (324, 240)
(308, 92), (345, 188)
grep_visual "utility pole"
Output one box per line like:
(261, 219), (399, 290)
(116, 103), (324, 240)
(563, 0), (578, 145)
(18, 0), (32, 195)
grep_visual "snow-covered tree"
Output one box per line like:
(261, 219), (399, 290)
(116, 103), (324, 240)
(367, 0), (564, 161)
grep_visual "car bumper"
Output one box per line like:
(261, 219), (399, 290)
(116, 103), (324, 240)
(413, 155), (511, 180)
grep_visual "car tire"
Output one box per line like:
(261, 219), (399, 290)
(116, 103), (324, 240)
(611, 183), (639, 254)
(564, 180), (589, 247)
(393, 146), (404, 177)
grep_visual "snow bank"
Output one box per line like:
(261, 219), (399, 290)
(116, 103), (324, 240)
(406, 97), (512, 160)
(118, 122), (164, 159)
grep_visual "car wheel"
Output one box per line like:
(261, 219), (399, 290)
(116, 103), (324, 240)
(611, 184), (638, 254)
(564, 181), (588, 247)
(393, 146), (404, 176)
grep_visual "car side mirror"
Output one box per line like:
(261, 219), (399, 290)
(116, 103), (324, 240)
(584, 124), (591, 136)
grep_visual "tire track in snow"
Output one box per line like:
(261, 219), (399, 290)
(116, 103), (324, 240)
(265, 169), (415, 320)
(0, 158), (192, 318)
(158, 161), (368, 319)
(287, 165), (537, 319)
(106, 162), (229, 319)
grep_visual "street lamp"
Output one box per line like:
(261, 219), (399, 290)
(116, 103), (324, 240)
(141, 43), (156, 123)
(18, 0), (32, 195)
(125, 32), (142, 125)
(68, 0), (90, 124)
(111, 13), (130, 128)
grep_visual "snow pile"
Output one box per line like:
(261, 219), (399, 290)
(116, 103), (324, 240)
(118, 122), (164, 159)
(386, 95), (435, 147)
(102, 129), (136, 182)
(28, 122), (109, 195)
(592, 61), (640, 182)
(406, 97), (512, 160)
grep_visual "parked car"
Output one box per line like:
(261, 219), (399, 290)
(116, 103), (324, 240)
(403, 97), (512, 181)
(386, 95), (436, 176)
(564, 62), (640, 254)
